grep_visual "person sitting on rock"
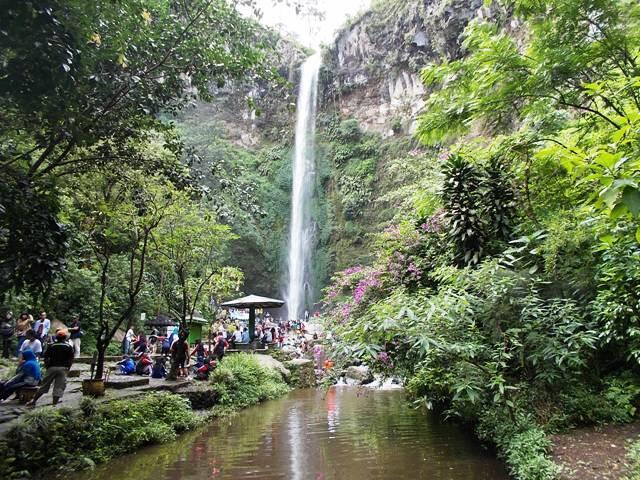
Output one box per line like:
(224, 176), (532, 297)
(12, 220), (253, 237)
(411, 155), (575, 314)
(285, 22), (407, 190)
(116, 355), (135, 375)
(0, 349), (41, 401)
(135, 352), (153, 376)
(194, 358), (217, 381)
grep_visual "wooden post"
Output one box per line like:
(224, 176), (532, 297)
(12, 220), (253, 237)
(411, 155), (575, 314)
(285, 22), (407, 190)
(249, 306), (256, 342)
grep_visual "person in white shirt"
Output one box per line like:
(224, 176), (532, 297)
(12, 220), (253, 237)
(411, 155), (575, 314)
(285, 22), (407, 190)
(33, 311), (51, 342)
(123, 327), (134, 355)
(233, 328), (242, 344)
(19, 330), (43, 357)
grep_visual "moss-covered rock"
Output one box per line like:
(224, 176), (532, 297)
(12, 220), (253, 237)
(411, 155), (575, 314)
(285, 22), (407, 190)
(285, 359), (316, 389)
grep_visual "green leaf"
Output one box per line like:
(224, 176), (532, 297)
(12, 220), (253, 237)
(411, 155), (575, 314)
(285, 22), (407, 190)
(594, 151), (622, 170)
(622, 187), (640, 217)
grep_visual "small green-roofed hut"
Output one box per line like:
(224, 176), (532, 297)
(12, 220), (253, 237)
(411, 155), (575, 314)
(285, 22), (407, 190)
(185, 313), (208, 344)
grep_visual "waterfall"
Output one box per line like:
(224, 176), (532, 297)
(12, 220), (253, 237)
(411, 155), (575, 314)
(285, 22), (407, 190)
(286, 53), (321, 320)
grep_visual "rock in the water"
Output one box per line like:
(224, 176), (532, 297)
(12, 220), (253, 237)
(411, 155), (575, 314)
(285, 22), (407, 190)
(345, 365), (374, 385)
(284, 358), (316, 388)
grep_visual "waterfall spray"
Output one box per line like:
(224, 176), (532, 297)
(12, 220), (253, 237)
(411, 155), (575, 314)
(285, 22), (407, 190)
(286, 53), (321, 320)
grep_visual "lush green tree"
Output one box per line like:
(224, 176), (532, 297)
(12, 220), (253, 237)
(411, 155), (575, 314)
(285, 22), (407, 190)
(418, 0), (640, 239)
(150, 196), (237, 378)
(67, 170), (176, 379)
(0, 0), (269, 179)
(0, 0), (272, 294)
(151, 196), (237, 327)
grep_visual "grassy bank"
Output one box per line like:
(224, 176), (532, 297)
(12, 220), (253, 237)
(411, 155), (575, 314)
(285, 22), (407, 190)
(0, 354), (290, 479)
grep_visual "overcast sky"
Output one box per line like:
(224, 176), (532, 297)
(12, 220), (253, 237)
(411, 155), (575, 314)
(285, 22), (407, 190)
(251, 0), (371, 48)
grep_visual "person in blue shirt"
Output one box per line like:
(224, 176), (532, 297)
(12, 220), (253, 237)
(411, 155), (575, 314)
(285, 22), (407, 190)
(0, 349), (41, 401)
(241, 327), (250, 344)
(116, 355), (135, 375)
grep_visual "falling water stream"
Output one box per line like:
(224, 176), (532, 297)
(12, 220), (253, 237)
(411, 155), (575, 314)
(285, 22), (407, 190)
(286, 53), (321, 320)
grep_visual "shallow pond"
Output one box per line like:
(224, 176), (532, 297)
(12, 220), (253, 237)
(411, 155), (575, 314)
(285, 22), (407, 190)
(77, 387), (508, 480)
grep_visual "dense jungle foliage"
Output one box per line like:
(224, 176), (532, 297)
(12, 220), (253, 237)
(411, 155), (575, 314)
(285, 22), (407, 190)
(323, 0), (640, 478)
(0, 0), (291, 370)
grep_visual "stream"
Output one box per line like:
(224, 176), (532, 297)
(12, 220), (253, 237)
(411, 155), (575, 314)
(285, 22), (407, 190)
(77, 387), (508, 480)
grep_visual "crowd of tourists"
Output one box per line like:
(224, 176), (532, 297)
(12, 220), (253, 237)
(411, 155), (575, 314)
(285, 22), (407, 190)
(0, 307), (325, 406)
(0, 309), (77, 406)
(113, 313), (320, 381)
(0, 310), (83, 359)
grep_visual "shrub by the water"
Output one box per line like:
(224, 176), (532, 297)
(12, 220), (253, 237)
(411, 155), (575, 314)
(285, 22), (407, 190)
(477, 406), (560, 480)
(210, 353), (289, 410)
(0, 392), (198, 479)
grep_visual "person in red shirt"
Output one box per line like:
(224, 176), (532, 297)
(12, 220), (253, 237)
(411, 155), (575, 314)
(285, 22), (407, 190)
(195, 358), (217, 380)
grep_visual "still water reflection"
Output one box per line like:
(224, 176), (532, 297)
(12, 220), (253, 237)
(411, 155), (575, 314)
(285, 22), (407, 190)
(77, 388), (508, 480)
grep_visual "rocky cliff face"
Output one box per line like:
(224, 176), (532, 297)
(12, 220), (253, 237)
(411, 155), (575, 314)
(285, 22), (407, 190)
(320, 0), (506, 135)
(190, 35), (307, 147)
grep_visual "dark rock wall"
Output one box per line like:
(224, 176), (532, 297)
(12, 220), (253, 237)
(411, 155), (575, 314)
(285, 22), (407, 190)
(320, 0), (507, 135)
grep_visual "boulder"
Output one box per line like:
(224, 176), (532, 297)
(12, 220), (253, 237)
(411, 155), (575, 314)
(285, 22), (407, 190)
(254, 354), (291, 381)
(345, 365), (374, 385)
(284, 358), (316, 389)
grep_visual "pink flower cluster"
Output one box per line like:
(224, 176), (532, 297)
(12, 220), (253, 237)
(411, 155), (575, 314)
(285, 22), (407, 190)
(387, 252), (423, 285)
(419, 210), (446, 234)
(353, 270), (382, 304)
(407, 262), (423, 281)
(378, 351), (390, 364)
(325, 265), (365, 302)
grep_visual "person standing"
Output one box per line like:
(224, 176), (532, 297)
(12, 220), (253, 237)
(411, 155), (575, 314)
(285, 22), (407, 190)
(33, 311), (51, 343)
(170, 330), (189, 378)
(233, 328), (242, 345)
(213, 332), (228, 362)
(27, 329), (74, 406)
(0, 311), (14, 359)
(68, 314), (82, 358)
(123, 326), (134, 355)
(15, 312), (32, 356)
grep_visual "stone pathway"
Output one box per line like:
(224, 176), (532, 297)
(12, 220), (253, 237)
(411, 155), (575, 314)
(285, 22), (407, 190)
(0, 359), (191, 435)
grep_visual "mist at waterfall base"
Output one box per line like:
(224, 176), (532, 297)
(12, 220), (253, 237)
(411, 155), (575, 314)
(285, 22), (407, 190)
(285, 54), (321, 321)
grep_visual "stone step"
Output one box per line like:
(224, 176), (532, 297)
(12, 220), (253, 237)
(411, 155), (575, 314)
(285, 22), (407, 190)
(104, 377), (150, 389)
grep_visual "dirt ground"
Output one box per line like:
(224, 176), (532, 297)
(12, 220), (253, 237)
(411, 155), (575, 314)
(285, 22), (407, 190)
(551, 422), (640, 480)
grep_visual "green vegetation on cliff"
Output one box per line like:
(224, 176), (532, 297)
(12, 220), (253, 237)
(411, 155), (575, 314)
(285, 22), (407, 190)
(324, 1), (640, 479)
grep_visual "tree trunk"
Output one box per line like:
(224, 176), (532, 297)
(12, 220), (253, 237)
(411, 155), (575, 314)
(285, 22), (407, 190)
(94, 337), (107, 380)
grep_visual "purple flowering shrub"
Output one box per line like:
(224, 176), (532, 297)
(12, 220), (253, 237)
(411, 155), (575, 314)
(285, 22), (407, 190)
(324, 265), (385, 321)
